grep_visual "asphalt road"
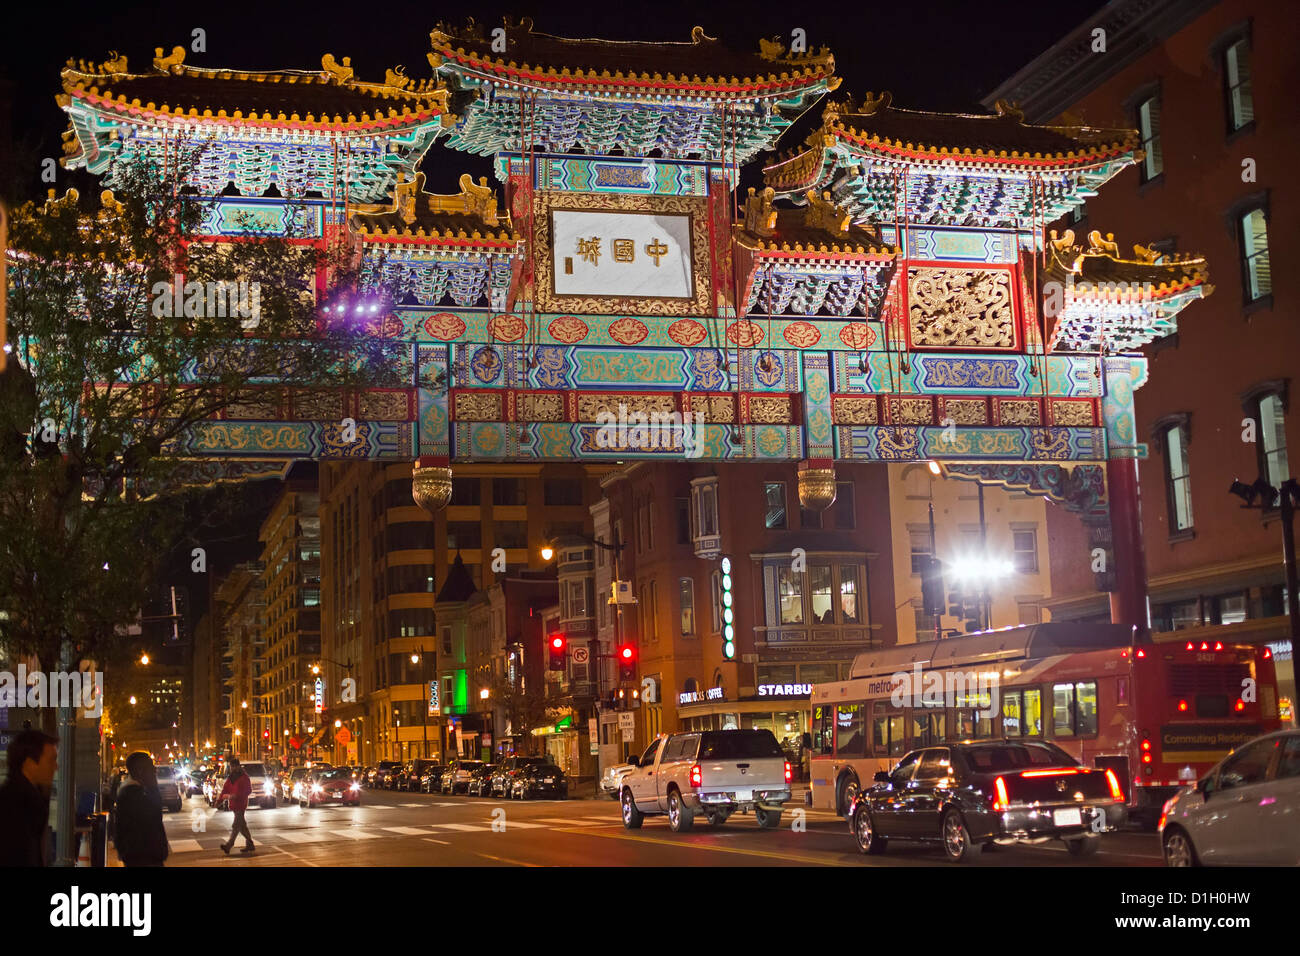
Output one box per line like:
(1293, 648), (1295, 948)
(150, 787), (1166, 867)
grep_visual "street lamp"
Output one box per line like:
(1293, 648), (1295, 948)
(139, 653), (150, 665)
(540, 544), (555, 561)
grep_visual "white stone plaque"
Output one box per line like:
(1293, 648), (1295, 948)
(551, 209), (692, 299)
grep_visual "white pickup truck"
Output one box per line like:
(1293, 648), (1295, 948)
(620, 729), (792, 831)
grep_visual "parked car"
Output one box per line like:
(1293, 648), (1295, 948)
(599, 762), (636, 799)
(360, 766), (377, 788)
(848, 741), (1126, 862)
(439, 759), (485, 794)
(154, 765), (184, 812)
(370, 761), (402, 789)
(1160, 729), (1299, 866)
(510, 763), (568, 800)
(300, 767), (362, 808)
(419, 764), (447, 793)
(402, 759), (440, 792)
(466, 764), (497, 797)
(621, 730), (792, 832)
(490, 756), (550, 798)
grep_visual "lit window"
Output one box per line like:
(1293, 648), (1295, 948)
(1240, 207), (1272, 301)
(839, 565), (862, 624)
(678, 577), (695, 636)
(1012, 530), (1038, 573)
(1163, 422), (1194, 531)
(1137, 95), (1163, 181)
(1224, 37), (1254, 131)
(710, 570), (721, 633)
(1257, 393), (1290, 489)
(809, 565), (833, 624)
(764, 482), (787, 530)
(777, 565), (803, 625)
(909, 530), (932, 574)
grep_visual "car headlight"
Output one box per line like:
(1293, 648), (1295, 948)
(311, 784), (322, 793)
(263, 781), (274, 794)
(350, 782), (360, 792)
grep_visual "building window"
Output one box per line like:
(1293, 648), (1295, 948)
(446, 521), (482, 550)
(800, 505), (822, 530)
(913, 606), (936, 638)
(777, 565), (803, 624)
(493, 521), (528, 550)
(491, 478), (526, 506)
(764, 482), (787, 529)
(1012, 530), (1038, 573)
(1161, 421), (1194, 532)
(1239, 206), (1272, 302)
(809, 565), (833, 624)
(679, 577), (695, 636)
(676, 498), (690, 545)
(449, 477), (481, 505)
(909, 529), (932, 574)
(840, 565), (862, 624)
(833, 482), (856, 529)
(1137, 94), (1163, 182)
(1255, 392), (1290, 489)
(1224, 36), (1255, 132)
(543, 479), (582, 506)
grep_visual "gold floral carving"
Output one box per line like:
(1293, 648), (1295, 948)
(747, 396), (791, 424)
(577, 394), (675, 421)
(887, 397), (933, 424)
(908, 268), (1014, 349)
(1051, 400), (1093, 426)
(998, 399), (1041, 425)
(518, 394), (564, 421)
(940, 398), (987, 425)
(803, 189), (851, 236)
(453, 392), (503, 421)
(533, 192), (711, 316)
(831, 396), (878, 424)
(359, 391), (410, 421)
(692, 395), (736, 423)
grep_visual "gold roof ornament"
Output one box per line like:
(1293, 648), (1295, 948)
(153, 46), (185, 73)
(394, 172), (424, 225)
(758, 36), (786, 61)
(744, 186), (778, 237)
(385, 66), (412, 90)
(993, 99), (1025, 122)
(321, 54), (355, 84)
(1132, 242), (1161, 264)
(1087, 229), (1119, 257)
(803, 189), (851, 237)
(100, 52), (128, 74)
(426, 173), (500, 227)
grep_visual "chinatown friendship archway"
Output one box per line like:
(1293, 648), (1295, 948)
(56, 22), (1212, 635)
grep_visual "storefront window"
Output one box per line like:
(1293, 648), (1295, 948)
(757, 665), (798, 684)
(810, 565), (833, 624)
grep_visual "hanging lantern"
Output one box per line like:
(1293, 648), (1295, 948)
(411, 456), (453, 514)
(797, 460), (837, 512)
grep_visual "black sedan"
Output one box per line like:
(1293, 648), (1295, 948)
(418, 764), (447, 793)
(509, 763), (568, 800)
(466, 764), (497, 797)
(489, 756), (550, 797)
(847, 741), (1126, 862)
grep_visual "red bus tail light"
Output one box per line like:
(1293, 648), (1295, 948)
(784, 761), (792, 782)
(1141, 738), (1153, 764)
(1185, 642), (1195, 650)
(1214, 642), (1224, 651)
(1235, 699), (1246, 712)
(1136, 648), (1146, 658)
(690, 764), (702, 788)
(1105, 769), (1124, 801)
(992, 776), (1009, 811)
(1263, 647), (1273, 659)
(1177, 699), (1188, 712)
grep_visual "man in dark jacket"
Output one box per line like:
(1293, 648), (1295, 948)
(217, 758), (255, 855)
(114, 751), (170, 867)
(0, 729), (58, 866)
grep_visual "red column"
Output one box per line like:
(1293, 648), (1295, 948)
(1107, 457), (1149, 638)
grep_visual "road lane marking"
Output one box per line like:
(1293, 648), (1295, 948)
(330, 829), (381, 840)
(474, 852), (539, 867)
(273, 845), (320, 867)
(431, 823), (491, 832)
(530, 818), (603, 827)
(498, 821), (547, 829)
(581, 816), (620, 823)
(384, 826), (436, 835)
(400, 803), (426, 808)
(550, 827), (855, 866)
(423, 838), (450, 845)
(277, 830), (331, 843)
(168, 839), (204, 854)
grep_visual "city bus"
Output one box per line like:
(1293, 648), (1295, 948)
(808, 622), (1281, 824)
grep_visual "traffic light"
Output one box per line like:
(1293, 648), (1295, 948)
(719, 556), (736, 660)
(947, 585), (981, 633)
(618, 644), (636, 682)
(920, 558), (945, 617)
(547, 633), (566, 671)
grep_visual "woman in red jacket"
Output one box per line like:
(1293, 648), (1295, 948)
(217, 758), (256, 856)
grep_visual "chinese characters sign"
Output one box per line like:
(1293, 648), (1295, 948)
(552, 209), (693, 299)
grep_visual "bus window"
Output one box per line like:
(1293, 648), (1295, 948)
(1024, 689), (1042, 736)
(1002, 691), (1023, 737)
(871, 702), (887, 755)
(888, 713), (906, 755)
(1053, 681), (1098, 736)
(912, 709), (945, 747)
(813, 706), (833, 755)
(835, 704), (865, 757)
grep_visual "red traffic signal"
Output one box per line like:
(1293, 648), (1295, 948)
(618, 644), (636, 681)
(547, 633), (567, 671)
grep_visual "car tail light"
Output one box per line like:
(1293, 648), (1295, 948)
(1105, 769), (1124, 801)
(1136, 648), (1146, 658)
(1185, 641), (1194, 651)
(1263, 647), (1272, 659)
(1235, 699), (1246, 712)
(992, 776), (1009, 811)
(1141, 738), (1153, 764)
(690, 764), (702, 788)
(784, 761), (791, 783)
(1178, 699), (1188, 712)
(1020, 768), (1078, 777)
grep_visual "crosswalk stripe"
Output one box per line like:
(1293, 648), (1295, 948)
(498, 821), (547, 829)
(531, 818), (602, 827)
(430, 823), (490, 832)
(169, 839), (205, 854)
(277, 830), (331, 844)
(581, 816), (619, 823)
(400, 803), (426, 808)
(330, 829), (381, 840)
(383, 826), (434, 835)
